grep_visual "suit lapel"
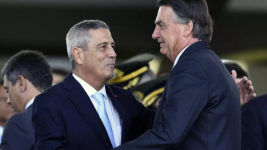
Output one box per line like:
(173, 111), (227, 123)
(64, 74), (113, 150)
(105, 85), (130, 144)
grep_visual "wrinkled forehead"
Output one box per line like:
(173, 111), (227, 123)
(88, 28), (115, 45)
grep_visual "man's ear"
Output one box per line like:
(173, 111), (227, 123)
(184, 21), (194, 37)
(17, 75), (26, 92)
(72, 47), (84, 65)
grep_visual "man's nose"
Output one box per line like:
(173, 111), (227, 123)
(109, 47), (117, 58)
(152, 28), (159, 40)
(7, 98), (11, 105)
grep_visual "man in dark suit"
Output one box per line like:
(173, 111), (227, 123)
(0, 50), (53, 150)
(242, 94), (267, 150)
(113, 0), (246, 149)
(32, 20), (155, 150)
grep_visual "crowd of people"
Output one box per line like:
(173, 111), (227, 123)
(0, 0), (265, 150)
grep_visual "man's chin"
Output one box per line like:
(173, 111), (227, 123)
(160, 48), (167, 55)
(105, 73), (115, 80)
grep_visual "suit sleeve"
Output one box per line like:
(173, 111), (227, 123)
(127, 90), (156, 138)
(113, 59), (209, 150)
(241, 101), (264, 150)
(32, 94), (76, 150)
(1, 114), (33, 150)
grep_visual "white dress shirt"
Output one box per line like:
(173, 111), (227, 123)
(73, 74), (122, 147)
(0, 125), (3, 144)
(173, 45), (191, 67)
(25, 98), (34, 110)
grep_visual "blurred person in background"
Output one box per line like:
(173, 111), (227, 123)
(52, 68), (69, 84)
(113, 0), (254, 149)
(132, 75), (168, 110)
(241, 93), (267, 150)
(0, 79), (14, 144)
(0, 50), (53, 150)
(108, 53), (155, 90)
(32, 20), (155, 150)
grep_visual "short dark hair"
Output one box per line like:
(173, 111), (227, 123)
(1, 50), (53, 92)
(157, 0), (213, 42)
(66, 20), (110, 70)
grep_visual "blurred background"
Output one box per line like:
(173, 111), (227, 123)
(0, 0), (266, 95)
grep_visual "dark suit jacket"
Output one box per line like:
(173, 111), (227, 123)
(32, 73), (155, 150)
(242, 94), (267, 150)
(0, 105), (34, 150)
(113, 41), (241, 150)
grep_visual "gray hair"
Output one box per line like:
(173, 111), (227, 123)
(66, 20), (110, 70)
(158, 0), (213, 42)
(172, 13), (202, 41)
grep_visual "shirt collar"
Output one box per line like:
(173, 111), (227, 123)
(0, 125), (3, 135)
(98, 85), (108, 100)
(25, 98), (34, 110)
(173, 44), (191, 68)
(72, 73), (107, 99)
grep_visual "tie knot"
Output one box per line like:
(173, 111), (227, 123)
(92, 92), (105, 104)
